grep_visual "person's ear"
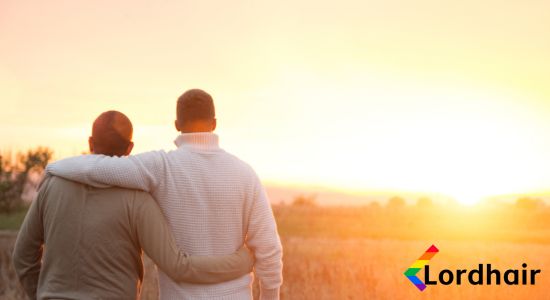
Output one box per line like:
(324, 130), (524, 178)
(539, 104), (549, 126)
(212, 118), (217, 131)
(125, 142), (134, 156)
(174, 120), (180, 132)
(88, 136), (94, 154)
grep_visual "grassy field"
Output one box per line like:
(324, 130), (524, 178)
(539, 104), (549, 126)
(2, 204), (550, 299)
(0, 210), (28, 231)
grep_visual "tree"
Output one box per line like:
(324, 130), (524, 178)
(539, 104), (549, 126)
(416, 197), (433, 208)
(515, 197), (543, 210)
(292, 194), (317, 207)
(0, 147), (53, 213)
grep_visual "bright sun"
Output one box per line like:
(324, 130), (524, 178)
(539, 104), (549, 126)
(257, 74), (546, 205)
(448, 190), (487, 206)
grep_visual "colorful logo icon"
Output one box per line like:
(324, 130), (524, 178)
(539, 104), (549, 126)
(404, 244), (439, 291)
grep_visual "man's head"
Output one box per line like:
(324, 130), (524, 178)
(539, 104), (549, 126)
(175, 89), (217, 133)
(88, 111), (134, 157)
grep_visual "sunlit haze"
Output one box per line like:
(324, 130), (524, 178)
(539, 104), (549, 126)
(2, 0), (550, 205)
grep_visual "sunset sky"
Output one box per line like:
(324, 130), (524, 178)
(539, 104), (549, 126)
(1, 0), (550, 204)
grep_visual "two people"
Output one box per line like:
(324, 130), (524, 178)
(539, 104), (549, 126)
(13, 89), (283, 299)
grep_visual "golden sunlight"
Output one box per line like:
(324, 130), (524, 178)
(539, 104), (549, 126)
(4, 1), (550, 299)
(230, 71), (548, 205)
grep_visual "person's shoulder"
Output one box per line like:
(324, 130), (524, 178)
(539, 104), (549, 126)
(220, 150), (259, 177)
(37, 175), (89, 202)
(46, 175), (87, 189)
(100, 186), (152, 201)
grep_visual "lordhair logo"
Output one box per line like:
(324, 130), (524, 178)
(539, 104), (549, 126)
(404, 244), (439, 291)
(404, 245), (541, 291)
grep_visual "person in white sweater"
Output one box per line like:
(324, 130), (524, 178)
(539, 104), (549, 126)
(46, 89), (283, 300)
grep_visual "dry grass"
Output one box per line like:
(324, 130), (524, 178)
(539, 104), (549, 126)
(3, 205), (550, 299)
(0, 231), (26, 300)
(276, 237), (550, 299)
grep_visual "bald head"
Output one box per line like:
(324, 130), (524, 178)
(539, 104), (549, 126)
(89, 111), (134, 157)
(175, 89), (217, 133)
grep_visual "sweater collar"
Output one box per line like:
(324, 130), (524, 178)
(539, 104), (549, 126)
(174, 132), (220, 151)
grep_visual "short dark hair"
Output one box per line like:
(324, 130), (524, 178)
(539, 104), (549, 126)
(177, 89), (215, 124)
(91, 111), (133, 157)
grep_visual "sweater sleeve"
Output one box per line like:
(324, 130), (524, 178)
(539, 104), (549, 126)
(45, 151), (166, 192)
(134, 194), (255, 283)
(12, 177), (49, 299)
(245, 173), (283, 300)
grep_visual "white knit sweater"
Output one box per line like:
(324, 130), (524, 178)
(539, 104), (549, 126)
(46, 133), (283, 300)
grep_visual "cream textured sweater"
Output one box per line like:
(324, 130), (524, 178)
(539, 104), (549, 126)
(46, 133), (283, 300)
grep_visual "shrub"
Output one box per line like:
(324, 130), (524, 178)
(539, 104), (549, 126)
(0, 147), (53, 213)
(292, 194), (318, 207)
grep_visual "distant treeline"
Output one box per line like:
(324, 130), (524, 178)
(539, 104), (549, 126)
(287, 193), (547, 211)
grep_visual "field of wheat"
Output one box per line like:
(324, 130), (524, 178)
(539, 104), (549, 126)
(2, 204), (550, 299)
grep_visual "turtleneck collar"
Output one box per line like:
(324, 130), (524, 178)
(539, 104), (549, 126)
(174, 132), (220, 152)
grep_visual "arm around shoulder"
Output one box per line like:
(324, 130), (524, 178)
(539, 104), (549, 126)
(134, 193), (254, 284)
(46, 151), (166, 192)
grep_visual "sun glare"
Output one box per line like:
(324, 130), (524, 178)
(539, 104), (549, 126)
(449, 191), (486, 206)
(238, 72), (548, 204)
